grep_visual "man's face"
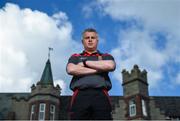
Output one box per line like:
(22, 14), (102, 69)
(82, 32), (98, 52)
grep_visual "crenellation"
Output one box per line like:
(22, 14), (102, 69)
(141, 69), (147, 82)
(12, 96), (29, 102)
(122, 69), (130, 83)
(131, 64), (141, 75)
(31, 84), (36, 91)
(122, 65), (148, 84)
(30, 84), (60, 97)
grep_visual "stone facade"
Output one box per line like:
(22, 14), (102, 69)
(0, 60), (180, 120)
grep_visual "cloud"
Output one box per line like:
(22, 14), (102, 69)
(0, 3), (80, 94)
(175, 73), (180, 85)
(95, 0), (180, 30)
(85, 0), (180, 92)
(95, 0), (180, 58)
(82, 3), (94, 18)
(111, 29), (166, 88)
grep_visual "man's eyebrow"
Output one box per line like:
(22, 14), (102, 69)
(84, 36), (97, 38)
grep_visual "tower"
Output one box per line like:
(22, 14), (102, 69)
(28, 59), (61, 120)
(122, 65), (150, 120)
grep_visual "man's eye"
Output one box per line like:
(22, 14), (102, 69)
(85, 37), (89, 39)
(84, 36), (96, 39)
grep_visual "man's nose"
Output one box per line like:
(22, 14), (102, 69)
(88, 39), (92, 42)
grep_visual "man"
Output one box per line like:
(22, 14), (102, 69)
(66, 28), (116, 120)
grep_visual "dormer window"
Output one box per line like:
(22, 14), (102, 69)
(129, 99), (136, 117)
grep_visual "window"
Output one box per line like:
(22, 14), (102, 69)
(141, 99), (147, 116)
(30, 104), (35, 120)
(50, 104), (55, 120)
(129, 99), (136, 117)
(39, 103), (46, 121)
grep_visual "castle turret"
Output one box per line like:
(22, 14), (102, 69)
(122, 65), (150, 120)
(28, 59), (61, 120)
(39, 59), (54, 86)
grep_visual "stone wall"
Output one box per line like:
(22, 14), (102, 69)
(11, 97), (29, 119)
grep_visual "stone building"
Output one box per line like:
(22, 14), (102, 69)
(0, 59), (180, 120)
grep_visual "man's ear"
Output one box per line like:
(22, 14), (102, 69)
(82, 39), (84, 44)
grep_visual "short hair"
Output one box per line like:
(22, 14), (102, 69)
(82, 28), (98, 38)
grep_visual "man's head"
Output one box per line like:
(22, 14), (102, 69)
(82, 28), (98, 53)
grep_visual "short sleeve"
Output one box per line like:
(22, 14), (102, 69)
(102, 53), (115, 61)
(68, 54), (80, 64)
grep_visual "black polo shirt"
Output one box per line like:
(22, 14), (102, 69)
(67, 50), (115, 91)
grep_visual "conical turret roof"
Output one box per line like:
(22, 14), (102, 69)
(39, 59), (53, 85)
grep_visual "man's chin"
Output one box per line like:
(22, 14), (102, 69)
(86, 48), (96, 52)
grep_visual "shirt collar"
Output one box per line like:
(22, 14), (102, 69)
(81, 50), (101, 56)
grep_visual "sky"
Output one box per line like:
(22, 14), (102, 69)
(0, 0), (180, 96)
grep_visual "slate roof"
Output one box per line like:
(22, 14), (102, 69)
(39, 59), (53, 85)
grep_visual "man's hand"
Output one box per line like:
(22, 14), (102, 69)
(77, 62), (84, 67)
(85, 60), (116, 72)
(66, 63), (98, 76)
(66, 57), (116, 76)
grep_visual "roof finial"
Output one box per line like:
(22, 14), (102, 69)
(48, 47), (53, 60)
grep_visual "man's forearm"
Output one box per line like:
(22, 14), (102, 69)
(85, 60), (116, 72)
(67, 63), (98, 76)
